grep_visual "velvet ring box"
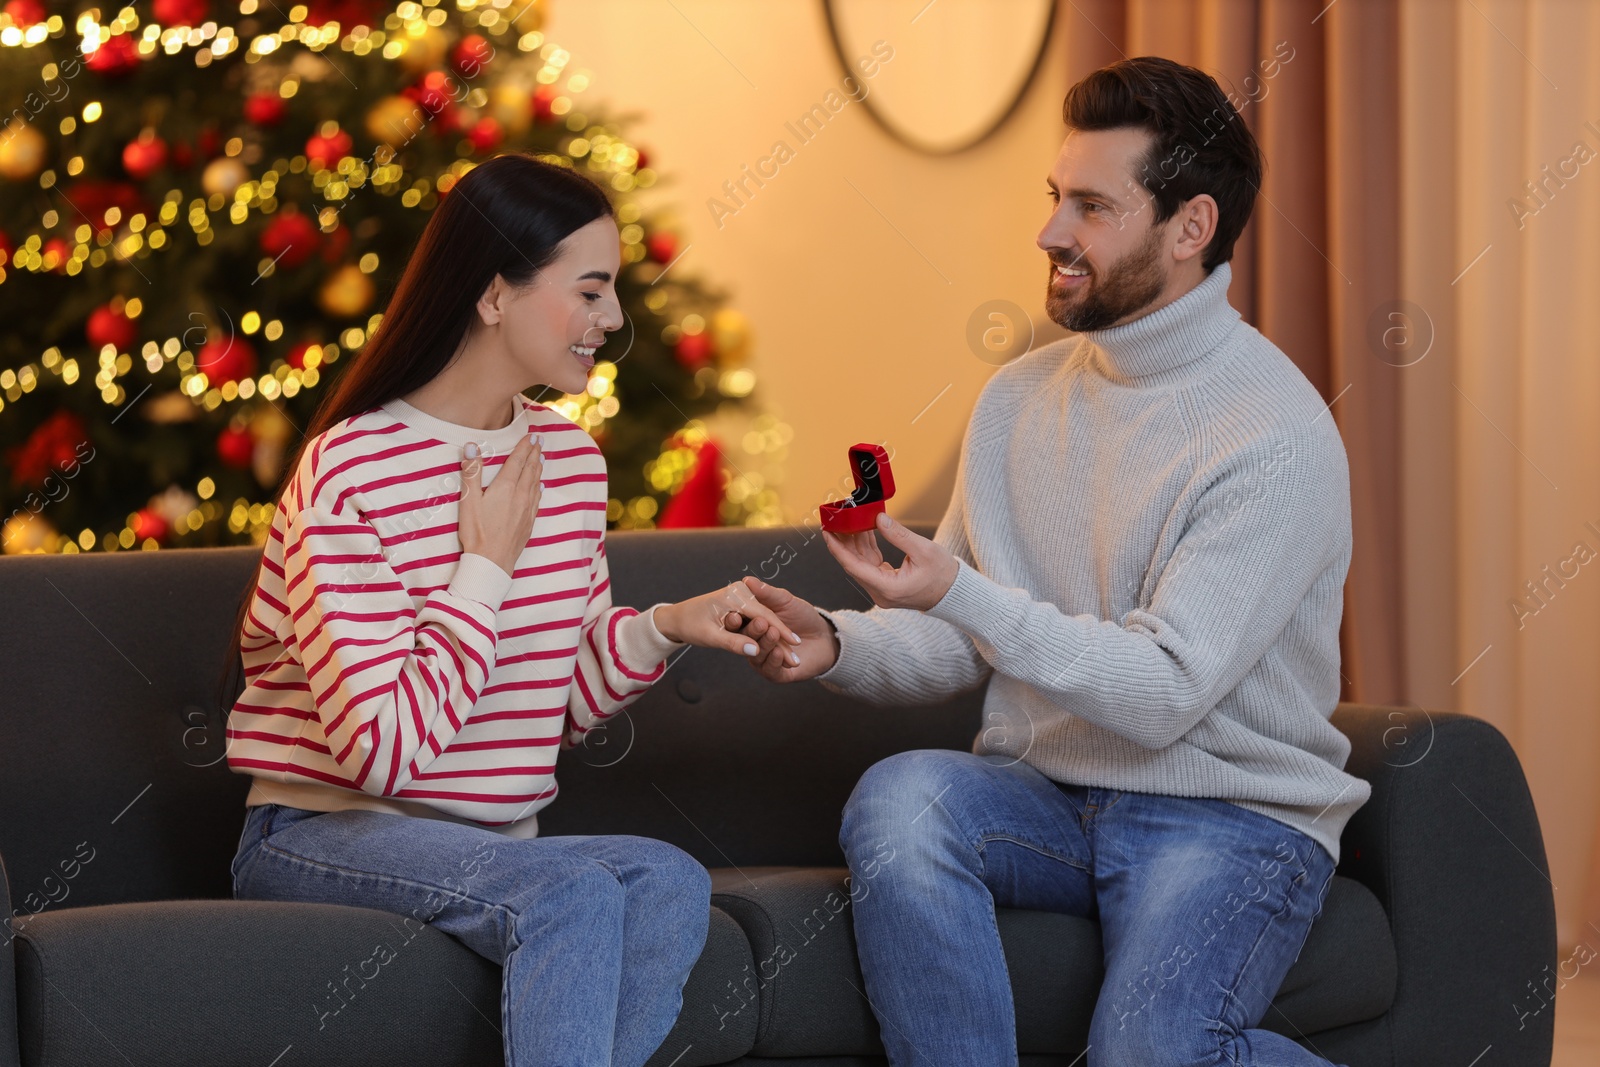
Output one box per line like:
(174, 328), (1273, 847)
(819, 443), (896, 533)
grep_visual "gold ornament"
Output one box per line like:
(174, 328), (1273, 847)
(202, 157), (249, 198)
(510, 0), (546, 33)
(396, 26), (449, 75)
(250, 400), (294, 445)
(711, 308), (752, 366)
(488, 85), (533, 136)
(318, 263), (375, 318)
(450, 104), (482, 133)
(0, 120), (48, 181)
(2, 512), (57, 554)
(366, 95), (425, 148)
(141, 389), (199, 423)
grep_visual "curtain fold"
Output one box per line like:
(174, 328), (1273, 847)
(1326, 0), (1406, 706)
(1056, 0), (1600, 947)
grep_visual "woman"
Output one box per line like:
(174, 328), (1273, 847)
(220, 153), (801, 1066)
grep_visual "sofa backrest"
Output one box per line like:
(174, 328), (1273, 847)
(0, 523), (986, 909)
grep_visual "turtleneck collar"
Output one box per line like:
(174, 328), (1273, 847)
(1077, 260), (1241, 387)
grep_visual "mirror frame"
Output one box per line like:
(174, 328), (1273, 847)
(821, 0), (1058, 156)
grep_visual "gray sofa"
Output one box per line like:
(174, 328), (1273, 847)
(0, 524), (1556, 1066)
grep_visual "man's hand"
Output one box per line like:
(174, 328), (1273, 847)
(823, 512), (959, 611)
(655, 581), (804, 661)
(728, 576), (841, 683)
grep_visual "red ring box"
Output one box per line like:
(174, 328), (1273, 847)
(819, 443), (895, 533)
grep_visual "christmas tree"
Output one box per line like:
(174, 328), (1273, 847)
(0, 0), (789, 554)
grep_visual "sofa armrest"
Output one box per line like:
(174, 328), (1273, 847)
(0, 852), (20, 1067)
(1331, 703), (1556, 1067)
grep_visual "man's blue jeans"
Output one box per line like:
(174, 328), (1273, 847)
(839, 750), (1342, 1066)
(231, 802), (710, 1067)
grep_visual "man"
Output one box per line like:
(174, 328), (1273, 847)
(734, 56), (1368, 1066)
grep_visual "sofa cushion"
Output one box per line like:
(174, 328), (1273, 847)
(16, 898), (755, 1067)
(1260, 874), (1397, 1039)
(707, 866), (1395, 1058)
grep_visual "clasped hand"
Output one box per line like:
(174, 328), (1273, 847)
(653, 581), (805, 664)
(656, 513), (957, 675)
(727, 511), (961, 681)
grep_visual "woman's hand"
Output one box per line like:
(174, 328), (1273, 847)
(458, 433), (542, 577)
(728, 576), (841, 683)
(655, 581), (806, 663)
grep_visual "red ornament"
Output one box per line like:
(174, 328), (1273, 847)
(152, 0), (208, 25)
(3, 409), (88, 490)
(122, 131), (168, 181)
(466, 117), (503, 154)
(130, 507), (170, 544)
(196, 124), (221, 159)
(673, 332), (713, 370)
(0, 230), (13, 266)
(451, 34), (494, 77)
(303, 0), (383, 27)
(425, 106), (464, 138)
(216, 425), (254, 469)
(634, 148), (651, 171)
(406, 72), (461, 131)
(285, 341), (319, 369)
(658, 440), (727, 529)
(61, 181), (149, 229)
(85, 34), (139, 77)
(646, 233), (678, 264)
(532, 85), (559, 124)
(196, 335), (257, 385)
(42, 237), (72, 273)
(86, 303), (137, 352)
(260, 210), (320, 270)
(244, 93), (287, 127)
(318, 223), (350, 264)
(3, 0), (47, 28)
(305, 128), (352, 168)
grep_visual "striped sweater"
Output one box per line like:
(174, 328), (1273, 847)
(226, 392), (685, 838)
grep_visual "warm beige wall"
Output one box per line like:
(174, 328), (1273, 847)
(545, 0), (1071, 525)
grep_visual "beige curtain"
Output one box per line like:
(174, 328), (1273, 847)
(1056, 0), (1600, 948)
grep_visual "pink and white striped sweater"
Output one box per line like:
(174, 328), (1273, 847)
(226, 392), (684, 838)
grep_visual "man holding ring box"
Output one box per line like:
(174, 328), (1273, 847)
(734, 55), (1367, 1067)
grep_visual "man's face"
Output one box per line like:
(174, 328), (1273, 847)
(1037, 127), (1174, 332)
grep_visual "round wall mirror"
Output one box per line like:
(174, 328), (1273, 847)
(823, 0), (1057, 155)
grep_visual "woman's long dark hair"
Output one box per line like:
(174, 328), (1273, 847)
(211, 153), (613, 734)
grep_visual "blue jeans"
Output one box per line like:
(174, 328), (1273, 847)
(839, 751), (1342, 1067)
(231, 803), (710, 1067)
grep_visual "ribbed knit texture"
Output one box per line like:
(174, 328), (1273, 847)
(815, 261), (1369, 862)
(227, 392), (684, 838)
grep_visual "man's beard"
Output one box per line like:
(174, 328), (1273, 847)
(1044, 225), (1168, 332)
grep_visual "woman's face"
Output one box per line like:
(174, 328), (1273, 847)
(494, 215), (623, 397)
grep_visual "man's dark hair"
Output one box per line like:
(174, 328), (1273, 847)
(1062, 55), (1263, 271)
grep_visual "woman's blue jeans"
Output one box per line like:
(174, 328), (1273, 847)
(839, 750), (1343, 1067)
(231, 802), (711, 1067)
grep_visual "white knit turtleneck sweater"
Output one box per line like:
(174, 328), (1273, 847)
(815, 261), (1369, 863)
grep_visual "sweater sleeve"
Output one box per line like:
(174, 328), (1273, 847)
(813, 441), (992, 707)
(561, 534), (681, 750)
(924, 433), (1349, 749)
(282, 500), (512, 797)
